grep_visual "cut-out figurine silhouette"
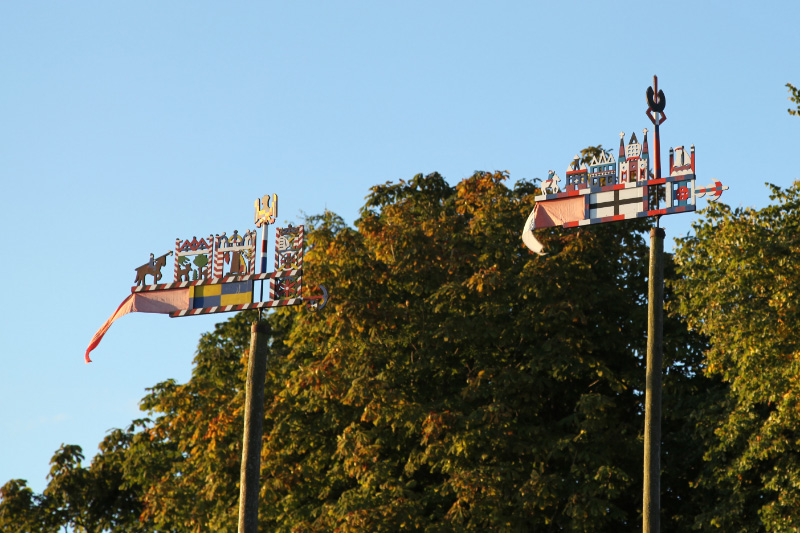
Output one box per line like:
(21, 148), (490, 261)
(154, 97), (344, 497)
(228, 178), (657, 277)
(134, 251), (172, 286)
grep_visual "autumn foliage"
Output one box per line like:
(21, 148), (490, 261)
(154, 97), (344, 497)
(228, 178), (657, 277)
(6, 172), (800, 531)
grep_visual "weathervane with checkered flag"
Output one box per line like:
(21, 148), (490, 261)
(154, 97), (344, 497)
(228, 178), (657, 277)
(86, 194), (329, 363)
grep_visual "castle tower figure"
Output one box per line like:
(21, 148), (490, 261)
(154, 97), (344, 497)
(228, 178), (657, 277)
(587, 149), (617, 186)
(618, 132), (648, 183)
(617, 132), (628, 182)
(641, 128), (650, 174)
(565, 154), (588, 189)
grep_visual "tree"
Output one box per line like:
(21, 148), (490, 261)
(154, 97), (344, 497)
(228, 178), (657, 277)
(119, 312), (259, 532)
(0, 479), (55, 533)
(566, 145), (607, 170)
(673, 181), (800, 531)
(787, 83), (800, 116)
(578, 145), (606, 166)
(39, 440), (145, 532)
(255, 171), (706, 530)
(2, 170), (711, 531)
(0, 442), (144, 533)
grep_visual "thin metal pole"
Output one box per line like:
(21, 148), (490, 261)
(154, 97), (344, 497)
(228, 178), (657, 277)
(238, 320), (269, 533)
(259, 222), (269, 305)
(643, 226), (665, 533)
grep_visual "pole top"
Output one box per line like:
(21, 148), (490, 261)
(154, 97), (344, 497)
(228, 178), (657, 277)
(646, 76), (667, 125)
(252, 320), (270, 334)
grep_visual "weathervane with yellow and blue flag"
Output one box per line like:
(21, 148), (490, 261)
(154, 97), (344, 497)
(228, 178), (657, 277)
(86, 194), (328, 362)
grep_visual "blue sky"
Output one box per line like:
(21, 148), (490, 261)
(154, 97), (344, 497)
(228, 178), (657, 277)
(1, 1), (798, 493)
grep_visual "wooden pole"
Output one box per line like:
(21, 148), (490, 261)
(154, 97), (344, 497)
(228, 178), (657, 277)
(643, 226), (665, 533)
(238, 320), (269, 533)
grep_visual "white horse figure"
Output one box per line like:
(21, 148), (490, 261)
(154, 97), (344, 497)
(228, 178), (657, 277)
(541, 171), (561, 195)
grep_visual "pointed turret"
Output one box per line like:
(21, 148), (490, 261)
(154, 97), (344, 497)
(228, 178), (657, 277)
(641, 128), (650, 177)
(642, 128), (649, 157)
(625, 132), (642, 160)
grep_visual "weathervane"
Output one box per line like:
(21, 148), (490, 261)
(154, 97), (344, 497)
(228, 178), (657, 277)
(86, 193), (331, 532)
(520, 77), (730, 533)
(86, 194), (329, 362)
(522, 75), (728, 256)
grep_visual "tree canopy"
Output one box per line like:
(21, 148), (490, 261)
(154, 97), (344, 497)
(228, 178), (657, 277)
(9, 172), (800, 532)
(673, 181), (800, 531)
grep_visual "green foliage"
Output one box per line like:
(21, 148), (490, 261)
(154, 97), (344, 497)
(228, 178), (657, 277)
(787, 83), (800, 116)
(2, 170), (710, 531)
(673, 181), (800, 531)
(254, 171), (703, 531)
(578, 145), (606, 166)
(121, 312), (260, 532)
(0, 440), (145, 533)
(0, 479), (54, 533)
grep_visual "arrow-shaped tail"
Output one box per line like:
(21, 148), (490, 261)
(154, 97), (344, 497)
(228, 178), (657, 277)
(695, 180), (729, 202)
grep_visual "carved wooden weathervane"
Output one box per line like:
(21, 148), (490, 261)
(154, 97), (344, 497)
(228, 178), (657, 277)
(522, 76), (728, 255)
(86, 194), (329, 362)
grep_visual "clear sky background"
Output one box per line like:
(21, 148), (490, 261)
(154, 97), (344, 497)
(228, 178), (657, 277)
(1, 1), (798, 494)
